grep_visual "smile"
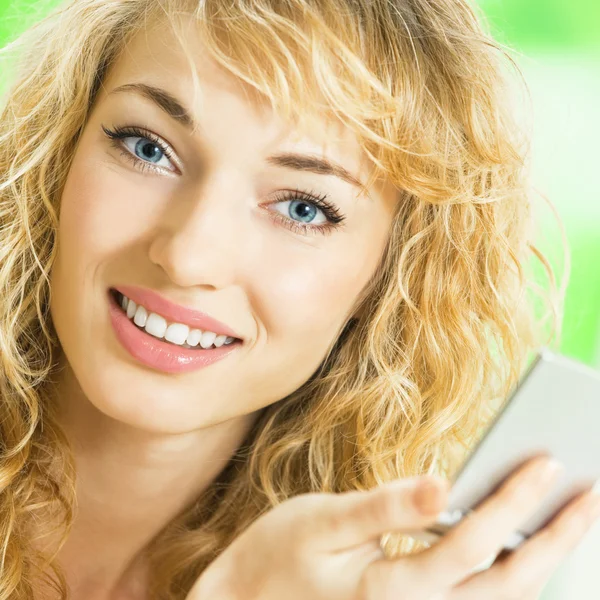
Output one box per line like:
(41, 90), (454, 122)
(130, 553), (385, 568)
(107, 289), (242, 374)
(111, 289), (238, 350)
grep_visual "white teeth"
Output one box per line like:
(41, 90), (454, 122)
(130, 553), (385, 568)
(199, 331), (217, 349)
(145, 313), (167, 338)
(126, 299), (137, 319)
(214, 334), (227, 348)
(164, 322), (189, 345)
(115, 291), (238, 349)
(186, 329), (203, 347)
(133, 305), (148, 328)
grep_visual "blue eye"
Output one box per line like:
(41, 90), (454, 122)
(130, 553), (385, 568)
(288, 199), (318, 223)
(131, 138), (166, 164)
(269, 197), (327, 227)
(102, 124), (177, 173)
(267, 188), (346, 236)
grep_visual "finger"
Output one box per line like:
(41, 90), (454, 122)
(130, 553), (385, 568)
(380, 455), (563, 595)
(451, 490), (600, 598)
(301, 476), (450, 552)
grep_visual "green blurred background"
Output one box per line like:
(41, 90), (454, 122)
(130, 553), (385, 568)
(0, 1), (599, 597)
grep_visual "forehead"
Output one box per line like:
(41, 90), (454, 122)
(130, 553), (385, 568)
(99, 14), (373, 190)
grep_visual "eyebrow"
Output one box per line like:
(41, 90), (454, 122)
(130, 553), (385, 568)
(109, 83), (365, 190)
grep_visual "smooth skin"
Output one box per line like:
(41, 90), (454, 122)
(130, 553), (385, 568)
(188, 455), (600, 600)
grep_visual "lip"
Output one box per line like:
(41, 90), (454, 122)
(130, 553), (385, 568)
(112, 284), (242, 339)
(107, 289), (242, 374)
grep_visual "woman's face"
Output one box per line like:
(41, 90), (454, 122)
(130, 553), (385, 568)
(49, 17), (398, 433)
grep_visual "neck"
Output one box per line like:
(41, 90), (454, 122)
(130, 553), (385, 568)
(39, 361), (260, 599)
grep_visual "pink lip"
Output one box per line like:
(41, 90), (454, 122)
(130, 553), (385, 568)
(113, 284), (242, 339)
(107, 289), (242, 374)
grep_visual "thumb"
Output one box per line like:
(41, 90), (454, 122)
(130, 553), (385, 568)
(307, 476), (450, 552)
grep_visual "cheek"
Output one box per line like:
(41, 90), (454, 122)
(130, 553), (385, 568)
(258, 241), (374, 341)
(241, 239), (378, 402)
(58, 154), (154, 261)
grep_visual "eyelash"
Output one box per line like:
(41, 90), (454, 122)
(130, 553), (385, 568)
(101, 124), (347, 237)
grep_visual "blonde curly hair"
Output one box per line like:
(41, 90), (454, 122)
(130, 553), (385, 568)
(0, 0), (567, 597)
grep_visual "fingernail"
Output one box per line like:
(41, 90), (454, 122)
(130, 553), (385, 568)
(534, 457), (564, 484)
(412, 478), (448, 515)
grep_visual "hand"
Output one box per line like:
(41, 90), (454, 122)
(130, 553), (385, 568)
(186, 455), (600, 600)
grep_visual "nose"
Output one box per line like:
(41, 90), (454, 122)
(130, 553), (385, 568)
(148, 181), (244, 290)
